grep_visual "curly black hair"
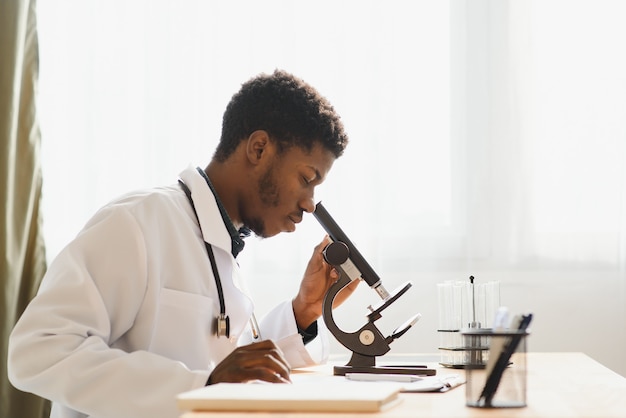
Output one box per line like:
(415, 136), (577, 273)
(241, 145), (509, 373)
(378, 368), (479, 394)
(213, 70), (348, 162)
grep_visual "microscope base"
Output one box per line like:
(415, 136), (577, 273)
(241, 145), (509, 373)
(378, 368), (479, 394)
(333, 364), (437, 376)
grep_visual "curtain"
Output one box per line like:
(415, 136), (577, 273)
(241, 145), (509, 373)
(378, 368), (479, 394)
(0, 0), (51, 417)
(456, 0), (626, 376)
(35, 0), (626, 378)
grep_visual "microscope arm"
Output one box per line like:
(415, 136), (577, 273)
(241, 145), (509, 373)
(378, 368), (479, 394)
(322, 265), (391, 358)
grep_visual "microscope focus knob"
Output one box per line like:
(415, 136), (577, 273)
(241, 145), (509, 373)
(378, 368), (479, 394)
(323, 241), (350, 266)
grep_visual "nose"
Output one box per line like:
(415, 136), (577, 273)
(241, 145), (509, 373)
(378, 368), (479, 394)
(300, 195), (315, 214)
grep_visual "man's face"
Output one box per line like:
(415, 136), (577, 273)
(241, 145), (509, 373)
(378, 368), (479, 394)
(242, 142), (335, 238)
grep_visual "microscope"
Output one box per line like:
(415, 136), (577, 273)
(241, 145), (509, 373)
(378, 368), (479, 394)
(313, 202), (436, 376)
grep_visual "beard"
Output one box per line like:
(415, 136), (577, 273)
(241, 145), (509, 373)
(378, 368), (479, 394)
(243, 164), (281, 238)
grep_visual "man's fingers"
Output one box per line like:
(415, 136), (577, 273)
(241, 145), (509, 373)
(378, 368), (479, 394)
(253, 369), (292, 384)
(315, 235), (331, 251)
(312, 235), (332, 260)
(239, 341), (291, 368)
(239, 352), (291, 378)
(208, 341), (293, 385)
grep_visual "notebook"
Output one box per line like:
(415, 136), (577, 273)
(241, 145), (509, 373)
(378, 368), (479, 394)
(177, 376), (403, 413)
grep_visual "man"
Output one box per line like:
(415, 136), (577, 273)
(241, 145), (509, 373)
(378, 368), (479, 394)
(8, 70), (357, 418)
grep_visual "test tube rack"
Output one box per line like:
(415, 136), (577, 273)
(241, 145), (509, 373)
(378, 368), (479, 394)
(437, 278), (500, 368)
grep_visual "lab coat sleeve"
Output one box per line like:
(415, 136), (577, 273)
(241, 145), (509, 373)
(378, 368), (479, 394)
(253, 300), (330, 367)
(8, 207), (209, 418)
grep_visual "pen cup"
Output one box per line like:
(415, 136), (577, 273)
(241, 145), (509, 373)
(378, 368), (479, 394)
(462, 329), (529, 408)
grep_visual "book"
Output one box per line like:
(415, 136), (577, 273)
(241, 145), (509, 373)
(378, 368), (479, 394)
(177, 376), (403, 413)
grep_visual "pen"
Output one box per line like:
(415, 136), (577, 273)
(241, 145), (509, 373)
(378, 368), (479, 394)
(478, 313), (533, 406)
(345, 373), (422, 383)
(249, 313), (262, 340)
(440, 375), (465, 389)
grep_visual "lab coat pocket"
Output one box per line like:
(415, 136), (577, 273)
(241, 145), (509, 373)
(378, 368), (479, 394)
(150, 288), (215, 369)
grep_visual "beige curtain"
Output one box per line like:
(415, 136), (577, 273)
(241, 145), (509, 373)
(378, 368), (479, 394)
(1, 0), (50, 416)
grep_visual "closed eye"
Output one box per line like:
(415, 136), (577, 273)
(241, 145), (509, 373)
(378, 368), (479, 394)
(301, 167), (322, 186)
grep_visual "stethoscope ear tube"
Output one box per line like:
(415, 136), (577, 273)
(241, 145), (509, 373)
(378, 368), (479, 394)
(179, 179), (230, 339)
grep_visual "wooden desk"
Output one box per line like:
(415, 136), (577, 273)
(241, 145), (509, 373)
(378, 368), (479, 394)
(180, 353), (626, 418)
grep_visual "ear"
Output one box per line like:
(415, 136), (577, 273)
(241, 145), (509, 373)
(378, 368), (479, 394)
(245, 130), (272, 165)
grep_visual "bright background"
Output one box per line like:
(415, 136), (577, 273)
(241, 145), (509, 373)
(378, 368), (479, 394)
(37, 0), (626, 376)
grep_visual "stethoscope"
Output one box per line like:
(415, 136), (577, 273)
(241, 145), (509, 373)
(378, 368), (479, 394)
(178, 178), (261, 340)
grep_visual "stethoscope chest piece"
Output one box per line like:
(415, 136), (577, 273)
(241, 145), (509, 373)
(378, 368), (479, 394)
(216, 313), (230, 338)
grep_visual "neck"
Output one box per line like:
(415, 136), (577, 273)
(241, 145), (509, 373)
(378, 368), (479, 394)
(204, 161), (243, 229)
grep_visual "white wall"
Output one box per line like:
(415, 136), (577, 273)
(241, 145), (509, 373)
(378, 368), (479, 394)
(240, 1), (626, 378)
(36, 0), (626, 379)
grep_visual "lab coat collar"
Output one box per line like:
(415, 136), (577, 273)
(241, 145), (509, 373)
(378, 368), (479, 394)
(195, 167), (247, 257)
(178, 166), (233, 255)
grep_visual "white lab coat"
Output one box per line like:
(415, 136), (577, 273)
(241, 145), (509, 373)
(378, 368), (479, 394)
(8, 166), (329, 418)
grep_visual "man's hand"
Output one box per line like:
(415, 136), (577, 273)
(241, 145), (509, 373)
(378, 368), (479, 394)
(207, 340), (291, 384)
(292, 235), (360, 330)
